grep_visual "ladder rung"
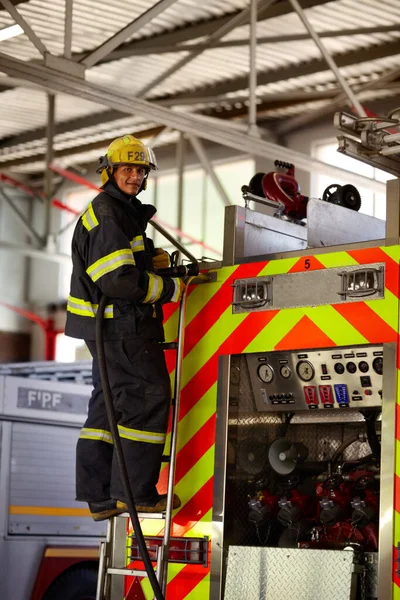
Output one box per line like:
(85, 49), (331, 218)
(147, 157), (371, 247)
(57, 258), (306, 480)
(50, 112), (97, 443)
(115, 511), (165, 520)
(107, 568), (151, 577)
(160, 342), (178, 350)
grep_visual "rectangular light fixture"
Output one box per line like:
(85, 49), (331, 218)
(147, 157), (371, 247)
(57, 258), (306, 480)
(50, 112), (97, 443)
(0, 24), (24, 42)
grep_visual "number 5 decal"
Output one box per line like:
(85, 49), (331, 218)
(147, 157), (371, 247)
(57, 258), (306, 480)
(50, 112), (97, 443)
(304, 258), (310, 269)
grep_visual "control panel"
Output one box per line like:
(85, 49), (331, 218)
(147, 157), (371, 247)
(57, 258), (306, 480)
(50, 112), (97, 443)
(245, 345), (383, 412)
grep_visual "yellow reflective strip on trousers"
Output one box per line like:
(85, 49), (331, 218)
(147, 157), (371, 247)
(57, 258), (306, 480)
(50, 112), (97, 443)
(118, 425), (165, 444)
(79, 428), (113, 444)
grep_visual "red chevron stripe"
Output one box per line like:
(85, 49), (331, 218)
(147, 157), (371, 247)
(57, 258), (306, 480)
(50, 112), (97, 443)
(175, 415), (216, 483)
(347, 248), (399, 297)
(289, 255), (326, 272)
(170, 477), (214, 538)
(157, 415), (216, 493)
(166, 564), (209, 600)
(333, 302), (397, 343)
(183, 262), (265, 359)
(180, 309), (279, 421)
(395, 474), (400, 514)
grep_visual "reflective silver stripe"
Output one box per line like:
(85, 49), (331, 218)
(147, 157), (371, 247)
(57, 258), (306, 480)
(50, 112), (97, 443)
(130, 235), (145, 252)
(67, 295), (113, 318)
(143, 272), (163, 303)
(118, 425), (165, 444)
(82, 203), (99, 231)
(170, 278), (183, 302)
(79, 428), (113, 444)
(87, 249), (135, 282)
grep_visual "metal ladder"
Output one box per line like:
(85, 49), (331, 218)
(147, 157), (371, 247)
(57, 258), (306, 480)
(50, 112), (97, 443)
(95, 276), (203, 600)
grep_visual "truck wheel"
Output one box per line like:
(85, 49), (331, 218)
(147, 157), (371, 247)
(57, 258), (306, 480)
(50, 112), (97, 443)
(42, 566), (98, 600)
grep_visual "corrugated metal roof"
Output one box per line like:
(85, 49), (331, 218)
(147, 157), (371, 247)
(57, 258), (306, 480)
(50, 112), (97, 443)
(0, 0), (399, 173)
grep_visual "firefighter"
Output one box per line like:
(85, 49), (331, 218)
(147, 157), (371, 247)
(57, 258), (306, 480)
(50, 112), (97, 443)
(65, 134), (183, 521)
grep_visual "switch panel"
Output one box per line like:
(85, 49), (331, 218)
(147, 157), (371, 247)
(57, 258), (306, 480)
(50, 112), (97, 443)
(245, 344), (383, 412)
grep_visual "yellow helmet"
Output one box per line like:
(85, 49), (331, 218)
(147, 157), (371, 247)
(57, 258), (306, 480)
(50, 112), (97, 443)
(97, 134), (158, 189)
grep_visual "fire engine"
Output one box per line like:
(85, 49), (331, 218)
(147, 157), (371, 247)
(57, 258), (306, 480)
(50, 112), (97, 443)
(2, 108), (400, 600)
(95, 110), (400, 600)
(0, 360), (104, 600)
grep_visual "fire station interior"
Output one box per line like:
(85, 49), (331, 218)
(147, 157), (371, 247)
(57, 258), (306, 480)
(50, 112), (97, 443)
(1, 1), (400, 600)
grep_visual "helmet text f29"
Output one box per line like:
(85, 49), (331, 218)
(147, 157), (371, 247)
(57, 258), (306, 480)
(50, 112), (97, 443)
(96, 134), (158, 190)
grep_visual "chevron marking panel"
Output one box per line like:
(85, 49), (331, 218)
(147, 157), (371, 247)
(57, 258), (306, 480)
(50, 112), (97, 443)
(127, 246), (400, 600)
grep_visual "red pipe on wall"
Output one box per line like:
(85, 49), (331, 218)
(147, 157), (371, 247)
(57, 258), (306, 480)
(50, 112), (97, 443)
(0, 302), (63, 361)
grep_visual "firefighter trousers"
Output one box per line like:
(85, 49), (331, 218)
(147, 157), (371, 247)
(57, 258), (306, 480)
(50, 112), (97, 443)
(76, 337), (171, 504)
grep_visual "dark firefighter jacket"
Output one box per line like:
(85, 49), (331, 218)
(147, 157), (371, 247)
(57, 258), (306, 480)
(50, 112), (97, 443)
(65, 181), (180, 341)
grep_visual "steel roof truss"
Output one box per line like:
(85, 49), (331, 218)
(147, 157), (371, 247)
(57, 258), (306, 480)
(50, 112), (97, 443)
(0, 0), (48, 56)
(136, 0), (277, 97)
(80, 0), (180, 70)
(0, 51), (387, 193)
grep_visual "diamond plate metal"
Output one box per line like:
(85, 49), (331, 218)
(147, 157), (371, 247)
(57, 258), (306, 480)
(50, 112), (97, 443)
(225, 547), (357, 600)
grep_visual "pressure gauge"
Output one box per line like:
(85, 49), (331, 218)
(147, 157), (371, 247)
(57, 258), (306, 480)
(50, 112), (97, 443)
(279, 365), (291, 379)
(296, 360), (315, 382)
(257, 364), (274, 384)
(372, 356), (383, 375)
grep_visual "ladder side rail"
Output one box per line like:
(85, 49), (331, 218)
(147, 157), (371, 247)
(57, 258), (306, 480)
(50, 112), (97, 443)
(157, 283), (189, 594)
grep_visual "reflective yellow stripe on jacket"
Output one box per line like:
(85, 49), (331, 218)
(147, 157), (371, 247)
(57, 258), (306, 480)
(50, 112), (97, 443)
(143, 272), (164, 303)
(171, 278), (185, 302)
(67, 296), (114, 318)
(82, 203), (99, 232)
(87, 249), (135, 283)
(118, 424), (165, 444)
(79, 428), (113, 444)
(130, 235), (144, 253)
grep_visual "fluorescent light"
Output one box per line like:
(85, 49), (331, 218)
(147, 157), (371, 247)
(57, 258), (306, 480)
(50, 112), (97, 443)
(0, 24), (23, 42)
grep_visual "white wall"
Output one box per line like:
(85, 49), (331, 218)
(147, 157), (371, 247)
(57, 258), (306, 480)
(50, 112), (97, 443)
(0, 188), (31, 332)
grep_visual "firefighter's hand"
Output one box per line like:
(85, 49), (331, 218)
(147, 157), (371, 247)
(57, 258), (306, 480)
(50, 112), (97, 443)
(152, 248), (170, 269)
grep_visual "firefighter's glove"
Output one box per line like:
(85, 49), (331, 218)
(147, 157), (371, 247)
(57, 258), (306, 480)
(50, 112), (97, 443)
(152, 248), (170, 270)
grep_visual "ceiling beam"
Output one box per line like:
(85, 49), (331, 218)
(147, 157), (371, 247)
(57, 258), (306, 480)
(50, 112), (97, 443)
(170, 39), (400, 100)
(0, 125), (165, 168)
(136, 0), (278, 98)
(91, 25), (400, 58)
(72, 0), (333, 66)
(80, 0), (180, 69)
(0, 0), (48, 56)
(0, 50), (386, 194)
